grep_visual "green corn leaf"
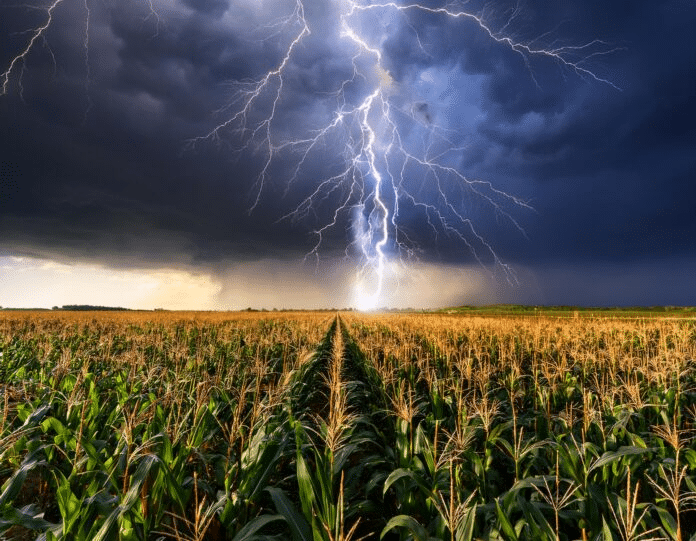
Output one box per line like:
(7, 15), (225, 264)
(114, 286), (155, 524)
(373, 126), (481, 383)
(602, 515), (615, 541)
(495, 499), (518, 541)
(295, 451), (316, 521)
(383, 468), (431, 498)
(0, 503), (55, 534)
(380, 514), (429, 541)
(519, 498), (555, 541)
(496, 436), (514, 459)
(230, 514), (286, 541)
(684, 449), (696, 470)
(90, 454), (160, 541)
(654, 506), (677, 541)
(685, 474), (696, 494)
(0, 447), (46, 506)
(119, 513), (137, 541)
(41, 417), (66, 437)
(55, 473), (81, 535)
(455, 503), (477, 541)
(488, 420), (512, 444)
(414, 424), (435, 473)
(588, 446), (653, 474)
(23, 404), (51, 427)
(241, 429), (286, 501)
(266, 487), (312, 541)
(333, 442), (359, 474)
(511, 475), (556, 492)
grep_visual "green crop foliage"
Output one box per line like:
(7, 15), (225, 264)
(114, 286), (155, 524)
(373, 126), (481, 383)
(1, 310), (695, 540)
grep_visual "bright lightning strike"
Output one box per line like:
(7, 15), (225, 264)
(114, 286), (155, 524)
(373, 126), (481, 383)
(1, 0), (159, 99)
(1, 0), (618, 310)
(1, 0), (66, 98)
(189, 0), (619, 310)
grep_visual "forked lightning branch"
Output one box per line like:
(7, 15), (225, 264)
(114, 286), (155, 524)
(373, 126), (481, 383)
(1, 0), (618, 310)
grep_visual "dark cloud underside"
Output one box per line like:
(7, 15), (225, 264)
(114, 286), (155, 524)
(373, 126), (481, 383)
(1, 0), (695, 306)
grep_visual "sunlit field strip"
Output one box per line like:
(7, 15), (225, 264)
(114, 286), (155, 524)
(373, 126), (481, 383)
(435, 308), (696, 320)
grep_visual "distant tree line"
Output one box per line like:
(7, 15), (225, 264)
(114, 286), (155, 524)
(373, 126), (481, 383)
(52, 305), (131, 311)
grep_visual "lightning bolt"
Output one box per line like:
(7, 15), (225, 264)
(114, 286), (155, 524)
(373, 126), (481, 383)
(1, 0), (161, 99)
(189, 0), (618, 310)
(1, 0), (66, 98)
(82, 0), (92, 121)
(2, 0), (619, 310)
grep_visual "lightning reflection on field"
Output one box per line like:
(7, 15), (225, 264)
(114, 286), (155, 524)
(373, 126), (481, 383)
(1, 0), (618, 310)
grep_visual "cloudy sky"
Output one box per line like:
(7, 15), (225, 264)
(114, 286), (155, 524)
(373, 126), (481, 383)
(1, 0), (694, 309)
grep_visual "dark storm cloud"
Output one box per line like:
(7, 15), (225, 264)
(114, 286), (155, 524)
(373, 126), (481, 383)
(471, 1), (696, 272)
(181, 0), (230, 17)
(1, 0), (324, 267)
(1, 0), (695, 305)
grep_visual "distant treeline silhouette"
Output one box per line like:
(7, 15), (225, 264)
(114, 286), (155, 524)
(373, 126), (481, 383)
(53, 305), (131, 311)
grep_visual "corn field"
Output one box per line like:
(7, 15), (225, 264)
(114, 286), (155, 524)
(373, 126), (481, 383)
(1, 311), (695, 541)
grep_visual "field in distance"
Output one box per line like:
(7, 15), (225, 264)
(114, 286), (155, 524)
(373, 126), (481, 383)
(439, 304), (696, 318)
(1, 310), (694, 540)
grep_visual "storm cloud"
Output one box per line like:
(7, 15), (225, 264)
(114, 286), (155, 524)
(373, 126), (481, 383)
(1, 0), (695, 308)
